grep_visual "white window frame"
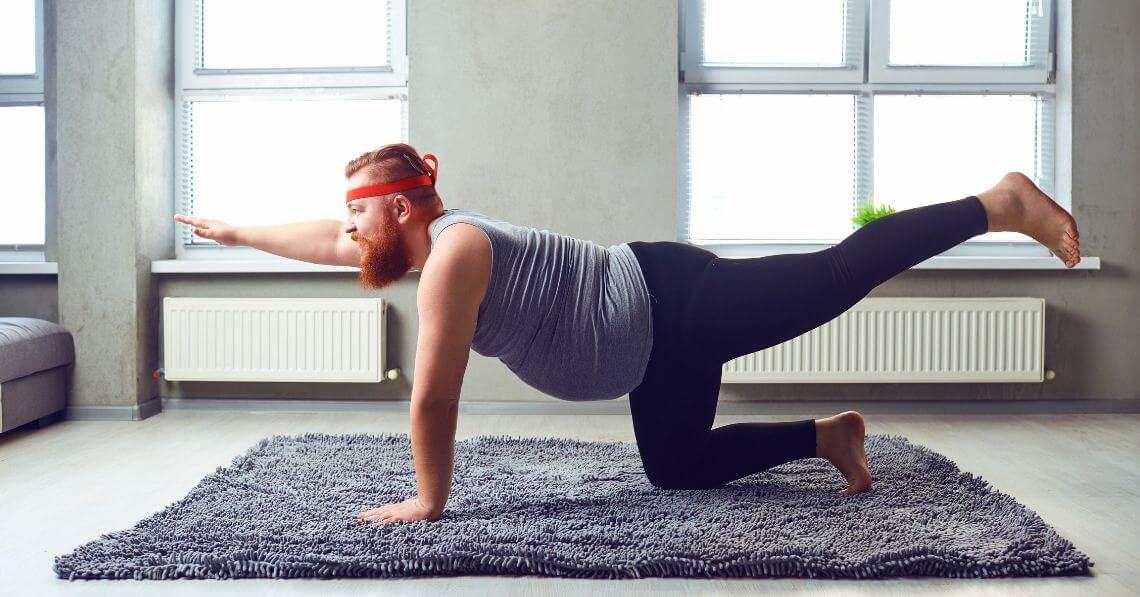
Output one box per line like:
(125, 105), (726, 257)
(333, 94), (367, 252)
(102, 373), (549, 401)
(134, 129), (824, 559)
(680, 0), (1059, 259)
(681, 0), (866, 84)
(868, 0), (1053, 84)
(173, 0), (409, 260)
(0, 0), (46, 258)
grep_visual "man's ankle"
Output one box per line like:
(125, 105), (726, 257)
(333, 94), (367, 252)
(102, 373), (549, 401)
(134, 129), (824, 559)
(814, 417), (831, 459)
(976, 187), (1020, 233)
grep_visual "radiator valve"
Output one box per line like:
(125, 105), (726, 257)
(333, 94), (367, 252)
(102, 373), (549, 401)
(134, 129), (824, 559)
(385, 368), (401, 381)
(1044, 369), (1055, 381)
(152, 368), (165, 379)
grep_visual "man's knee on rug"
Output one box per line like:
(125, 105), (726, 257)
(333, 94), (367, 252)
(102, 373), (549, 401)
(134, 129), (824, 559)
(640, 452), (713, 490)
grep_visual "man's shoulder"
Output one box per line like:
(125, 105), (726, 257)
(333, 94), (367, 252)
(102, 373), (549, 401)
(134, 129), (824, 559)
(433, 222), (491, 261)
(423, 222), (492, 297)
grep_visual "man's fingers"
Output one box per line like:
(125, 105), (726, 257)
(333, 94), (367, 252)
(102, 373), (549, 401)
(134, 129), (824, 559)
(355, 505), (402, 524)
(175, 214), (211, 229)
(175, 215), (205, 228)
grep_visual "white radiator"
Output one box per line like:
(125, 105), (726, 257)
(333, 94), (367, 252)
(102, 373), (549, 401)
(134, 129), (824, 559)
(162, 297), (387, 382)
(721, 298), (1045, 383)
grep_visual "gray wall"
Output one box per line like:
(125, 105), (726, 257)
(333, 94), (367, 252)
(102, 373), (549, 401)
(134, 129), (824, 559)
(50, 0), (174, 408)
(0, 276), (58, 322)
(2, 0), (1136, 408)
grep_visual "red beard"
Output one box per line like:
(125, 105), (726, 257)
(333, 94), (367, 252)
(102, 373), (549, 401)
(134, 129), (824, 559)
(354, 215), (412, 290)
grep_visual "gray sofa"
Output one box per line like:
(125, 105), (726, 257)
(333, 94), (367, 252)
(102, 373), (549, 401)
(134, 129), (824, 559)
(0, 318), (74, 433)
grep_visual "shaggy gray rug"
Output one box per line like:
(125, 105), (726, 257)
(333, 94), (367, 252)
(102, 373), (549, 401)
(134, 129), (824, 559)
(54, 432), (1093, 580)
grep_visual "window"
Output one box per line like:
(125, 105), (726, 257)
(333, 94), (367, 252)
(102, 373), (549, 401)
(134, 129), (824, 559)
(175, 0), (408, 257)
(0, 0), (46, 251)
(680, 0), (1056, 255)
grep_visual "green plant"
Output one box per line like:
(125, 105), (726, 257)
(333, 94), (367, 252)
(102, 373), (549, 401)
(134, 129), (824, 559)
(852, 202), (897, 227)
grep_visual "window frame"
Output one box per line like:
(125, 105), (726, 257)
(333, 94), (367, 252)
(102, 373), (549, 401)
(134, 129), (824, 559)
(0, 0), (46, 256)
(173, 0), (410, 260)
(681, 0), (866, 84)
(868, 0), (1054, 84)
(679, 0), (1059, 258)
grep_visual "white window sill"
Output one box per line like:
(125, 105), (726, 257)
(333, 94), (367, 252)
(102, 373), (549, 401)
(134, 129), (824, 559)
(151, 259), (359, 274)
(0, 257), (357, 274)
(0, 256), (1102, 276)
(714, 255), (1100, 270)
(903, 256), (1096, 270)
(147, 255), (1101, 273)
(701, 243), (1099, 270)
(0, 261), (58, 275)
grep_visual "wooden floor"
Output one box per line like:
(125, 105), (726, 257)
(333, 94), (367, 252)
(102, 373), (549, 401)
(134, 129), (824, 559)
(0, 410), (1136, 596)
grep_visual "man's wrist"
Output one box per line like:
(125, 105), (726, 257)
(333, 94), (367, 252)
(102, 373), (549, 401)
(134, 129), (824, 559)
(233, 226), (250, 247)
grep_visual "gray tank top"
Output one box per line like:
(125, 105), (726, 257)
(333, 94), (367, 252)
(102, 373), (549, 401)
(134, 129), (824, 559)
(427, 209), (653, 401)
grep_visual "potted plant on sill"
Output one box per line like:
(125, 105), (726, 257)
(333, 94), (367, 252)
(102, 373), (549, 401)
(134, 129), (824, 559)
(852, 199), (897, 228)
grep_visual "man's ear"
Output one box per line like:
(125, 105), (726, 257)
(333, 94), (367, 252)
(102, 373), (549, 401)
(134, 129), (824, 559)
(394, 194), (412, 219)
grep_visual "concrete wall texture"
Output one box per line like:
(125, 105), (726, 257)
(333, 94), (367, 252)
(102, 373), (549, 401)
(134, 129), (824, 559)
(1, 0), (1136, 408)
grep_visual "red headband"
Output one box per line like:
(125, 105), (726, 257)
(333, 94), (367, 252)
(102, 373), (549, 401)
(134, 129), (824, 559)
(346, 153), (438, 202)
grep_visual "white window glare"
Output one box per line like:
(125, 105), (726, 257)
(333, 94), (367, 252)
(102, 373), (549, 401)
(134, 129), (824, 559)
(0, 106), (46, 245)
(0, 0), (36, 74)
(187, 98), (402, 235)
(688, 94), (856, 242)
(702, 0), (846, 66)
(874, 94), (1041, 242)
(200, 0), (389, 70)
(889, 0), (1031, 66)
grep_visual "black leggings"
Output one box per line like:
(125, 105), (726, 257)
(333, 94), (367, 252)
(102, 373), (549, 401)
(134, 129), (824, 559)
(626, 195), (989, 489)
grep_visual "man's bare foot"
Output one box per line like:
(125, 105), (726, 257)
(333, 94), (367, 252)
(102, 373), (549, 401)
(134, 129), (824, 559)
(976, 172), (1082, 268)
(814, 411), (873, 496)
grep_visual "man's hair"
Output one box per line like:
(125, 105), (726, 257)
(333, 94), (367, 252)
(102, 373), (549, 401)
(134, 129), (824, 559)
(344, 143), (440, 205)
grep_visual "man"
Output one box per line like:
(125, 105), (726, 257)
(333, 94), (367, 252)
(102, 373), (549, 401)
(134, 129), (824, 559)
(176, 144), (493, 524)
(175, 143), (1081, 525)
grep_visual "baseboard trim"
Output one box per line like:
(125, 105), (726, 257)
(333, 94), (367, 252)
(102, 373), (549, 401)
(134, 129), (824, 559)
(159, 397), (1140, 416)
(66, 397), (163, 421)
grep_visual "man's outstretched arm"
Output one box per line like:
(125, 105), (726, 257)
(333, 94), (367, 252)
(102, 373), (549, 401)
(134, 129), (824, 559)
(172, 214), (361, 266)
(356, 224), (490, 524)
